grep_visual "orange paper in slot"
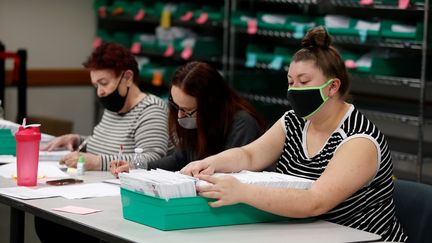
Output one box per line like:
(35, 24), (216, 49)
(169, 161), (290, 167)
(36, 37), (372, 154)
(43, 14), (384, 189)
(112, 7), (124, 16)
(131, 42), (141, 54)
(152, 71), (163, 87)
(134, 9), (145, 21)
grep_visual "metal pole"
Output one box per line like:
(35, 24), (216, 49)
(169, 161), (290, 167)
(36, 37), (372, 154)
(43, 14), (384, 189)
(417, 0), (429, 182)
(16, 50), (27, 123)
(0, 42), (5, 109)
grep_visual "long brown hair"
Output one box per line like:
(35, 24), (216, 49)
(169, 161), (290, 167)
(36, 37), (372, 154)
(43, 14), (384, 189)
(292, 26), (350, 99)
(169, 61), (265, 159)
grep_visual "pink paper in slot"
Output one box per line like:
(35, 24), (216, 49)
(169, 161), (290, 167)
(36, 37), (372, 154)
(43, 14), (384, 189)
(180, 11), (193, 22)
(360, 0), (373, 5)
(131, 42), (141, 54)
(399, 0), (410, 9)
(247, 19), (258, 35)
(196, 13), (208, 24)
(134, 10), (145, 21)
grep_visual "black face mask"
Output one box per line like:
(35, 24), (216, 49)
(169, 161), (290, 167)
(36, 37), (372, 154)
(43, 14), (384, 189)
(286, 79), (333, 119)
(98, 72), (129, 113)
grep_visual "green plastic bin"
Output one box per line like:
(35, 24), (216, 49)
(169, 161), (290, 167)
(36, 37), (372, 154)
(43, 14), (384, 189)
(231, 11), (256, 28)
(121, 187), (308, 231)
(381, 20), (423, 41)
(257, 13), (288, 31)
(0, 129), (16, 155)
(319, 16), (381, 41)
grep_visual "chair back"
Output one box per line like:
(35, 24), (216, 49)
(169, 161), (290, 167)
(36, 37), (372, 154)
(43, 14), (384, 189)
(393, 179), (432, 243)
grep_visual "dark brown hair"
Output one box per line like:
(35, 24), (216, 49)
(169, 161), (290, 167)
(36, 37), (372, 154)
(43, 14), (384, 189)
(82, 42), (140, 85)
(169, 61), (266, 159)
(292, 26), (350, 98)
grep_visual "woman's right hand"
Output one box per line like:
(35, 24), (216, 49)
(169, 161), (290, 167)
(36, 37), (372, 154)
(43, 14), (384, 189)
(180, 159), (215, 177)
(41, 134), (80, 151)
(110, 160), (129, 178)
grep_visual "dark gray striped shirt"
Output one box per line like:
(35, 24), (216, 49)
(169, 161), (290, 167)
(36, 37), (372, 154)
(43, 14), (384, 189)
(277, 105), (407, 242)
(85, 94), (172, 171)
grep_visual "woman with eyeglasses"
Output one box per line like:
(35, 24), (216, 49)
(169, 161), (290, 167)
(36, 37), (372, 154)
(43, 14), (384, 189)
(41, 42), (173, 171)
(110, 61), (266, 175)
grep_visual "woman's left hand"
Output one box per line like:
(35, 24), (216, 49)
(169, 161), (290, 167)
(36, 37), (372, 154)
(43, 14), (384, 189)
(196, 174), (246, 207)
(62, 152), (101, 170)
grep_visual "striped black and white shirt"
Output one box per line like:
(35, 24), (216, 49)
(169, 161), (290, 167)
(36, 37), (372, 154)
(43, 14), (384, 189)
(277, 105), (407, 242)
(84, 94), (173, 171)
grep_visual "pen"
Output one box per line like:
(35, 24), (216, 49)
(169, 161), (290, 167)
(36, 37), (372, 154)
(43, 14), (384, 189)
(58, 137), (88, 165)
(114, 144), (124, 171)
(117, 144), (124, 161)
(76, 137), (89, 152)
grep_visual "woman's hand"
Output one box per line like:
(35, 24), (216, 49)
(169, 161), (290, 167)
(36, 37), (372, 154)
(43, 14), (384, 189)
(196, 174), (246, 207)
(62, 152), (101, 171)
(180, 159), (215, 176)
(41, 134), (80, 151)
(110, 160), (129, 178)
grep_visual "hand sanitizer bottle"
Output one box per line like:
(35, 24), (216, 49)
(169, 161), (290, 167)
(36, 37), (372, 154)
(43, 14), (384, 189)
(129, 148), (147, 171)
(77, 155), (85, 175)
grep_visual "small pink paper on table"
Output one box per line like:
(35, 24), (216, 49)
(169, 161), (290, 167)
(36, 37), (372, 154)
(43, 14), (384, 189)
(53, 206), (102, 215)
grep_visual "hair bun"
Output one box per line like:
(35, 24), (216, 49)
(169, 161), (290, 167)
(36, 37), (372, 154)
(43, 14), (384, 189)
(301, 26), (332, 49)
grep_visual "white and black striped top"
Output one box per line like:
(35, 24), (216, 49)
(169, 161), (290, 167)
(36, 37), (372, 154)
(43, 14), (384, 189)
(277, 105), (407, 242)
(84, 94), (173, 171)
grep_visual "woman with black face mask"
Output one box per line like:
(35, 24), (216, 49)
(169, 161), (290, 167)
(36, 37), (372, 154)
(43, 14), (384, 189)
(180, 27), (408, 242)
(110, 61), (266, 175)
(36, 43), (174, 243)
(41, 43), (173, 172)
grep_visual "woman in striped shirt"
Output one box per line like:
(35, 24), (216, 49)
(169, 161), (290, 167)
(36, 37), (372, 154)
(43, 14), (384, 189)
(181, 27), (407, 242)
(42, 43), (172, 171)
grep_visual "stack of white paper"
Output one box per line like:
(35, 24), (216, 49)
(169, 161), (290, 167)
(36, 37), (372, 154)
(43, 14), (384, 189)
(196, 171), (313, 190)
(119, 169), (197, 199)
(119, 169), (313, 200)
(39, 150), (70, 162)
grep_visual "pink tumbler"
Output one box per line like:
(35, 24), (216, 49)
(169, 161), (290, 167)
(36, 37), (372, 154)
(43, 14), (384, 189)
(15, 126), (41, 186)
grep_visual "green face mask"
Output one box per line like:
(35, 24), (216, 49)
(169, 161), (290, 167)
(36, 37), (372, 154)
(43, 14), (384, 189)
(286, 79), (334, 119)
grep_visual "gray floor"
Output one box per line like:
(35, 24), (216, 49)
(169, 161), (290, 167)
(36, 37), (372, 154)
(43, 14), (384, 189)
(0, 204), (41, 243)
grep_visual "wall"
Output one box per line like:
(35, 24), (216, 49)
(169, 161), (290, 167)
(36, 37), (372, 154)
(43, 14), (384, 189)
(0, 0), (96, 135)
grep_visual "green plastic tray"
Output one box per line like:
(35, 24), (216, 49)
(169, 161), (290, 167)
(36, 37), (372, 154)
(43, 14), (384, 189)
(381, 20), (423, 41)
(121, 188), (307, 231)
(0, 129), (16, 155)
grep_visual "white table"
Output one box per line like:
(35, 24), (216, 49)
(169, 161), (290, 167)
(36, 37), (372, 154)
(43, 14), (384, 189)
(0, 171), (381, 243)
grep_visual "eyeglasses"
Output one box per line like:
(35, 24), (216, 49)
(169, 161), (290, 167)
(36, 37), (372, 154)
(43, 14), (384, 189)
(168, 95), (197, 117)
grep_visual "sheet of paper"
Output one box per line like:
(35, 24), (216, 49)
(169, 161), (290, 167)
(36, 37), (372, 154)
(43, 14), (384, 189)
(0, 155), (16, 164)
(52, 206), (102, 215)
(39, 182), (120, 199)
(0, 186), (58, 199)
(0, 119), (55, 143)
(0, 162), (70, 179)
(39, 150), (70, 162)
(392, 23), (416, 33)
(324, 15), (350, 29)
(103, 179), (121, 185)
(355, 20), (380, 31)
